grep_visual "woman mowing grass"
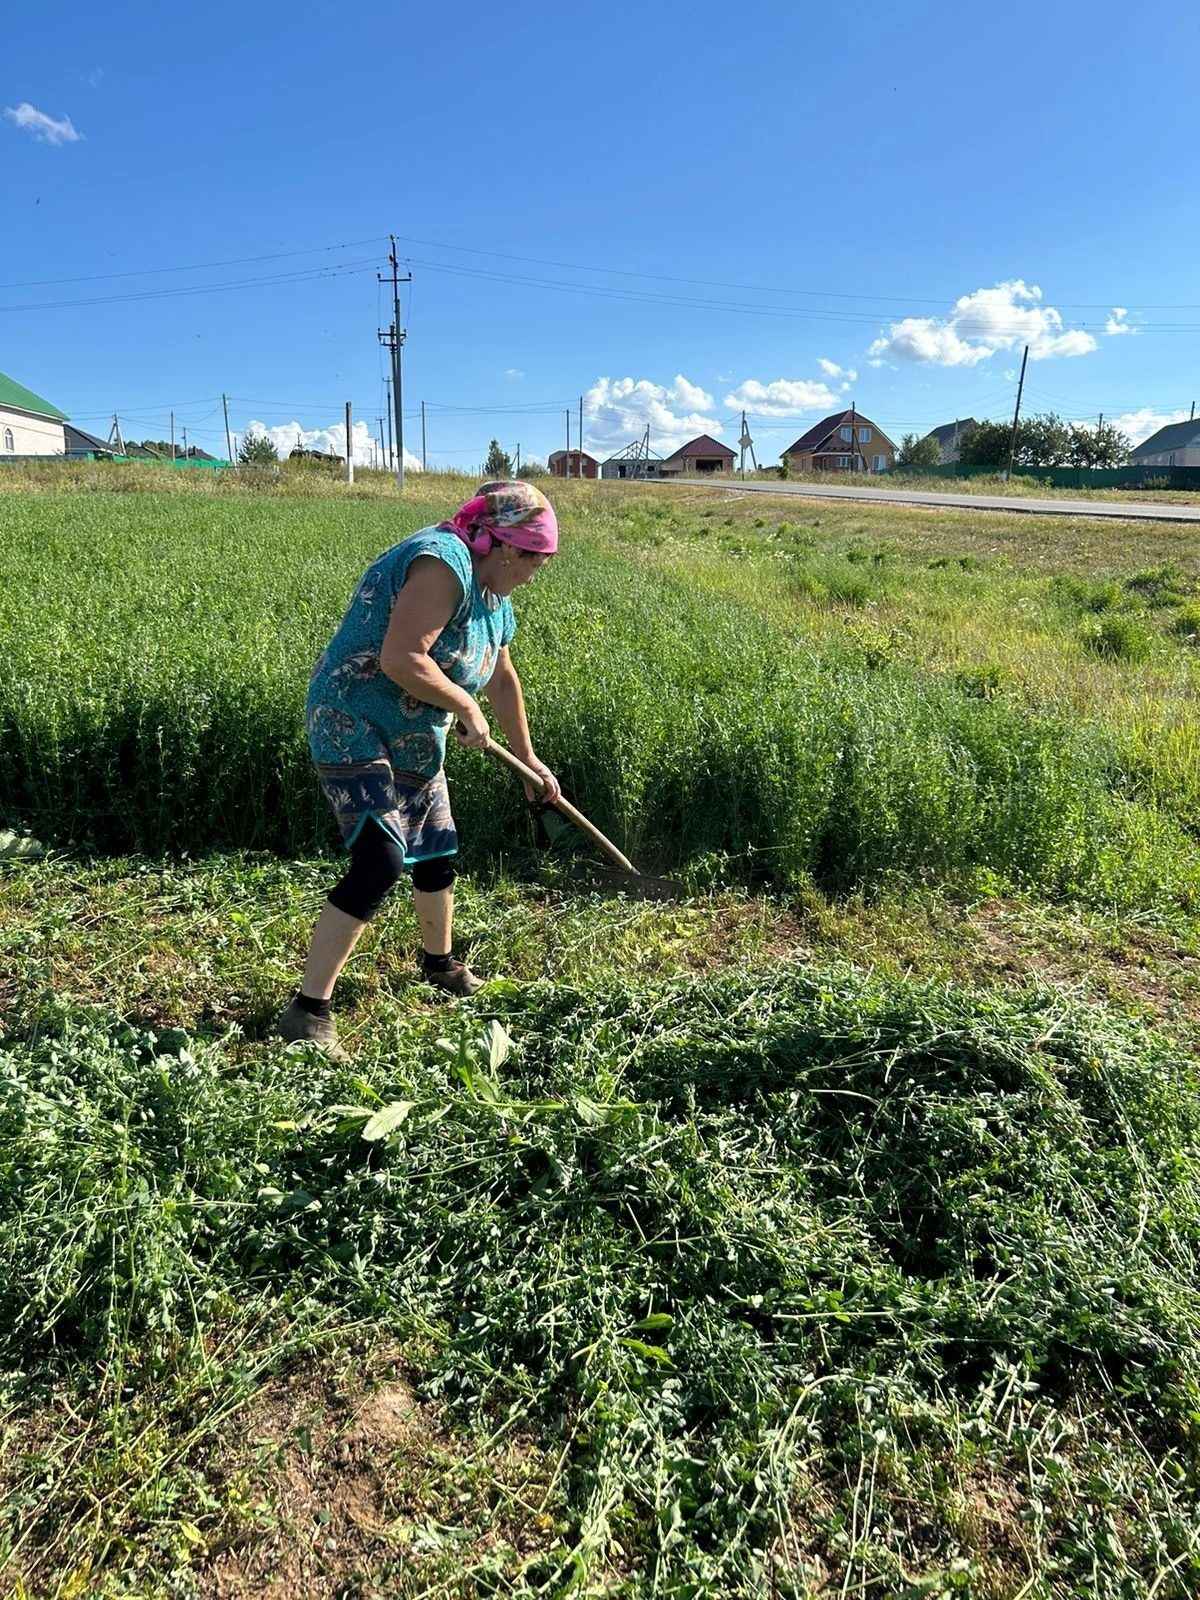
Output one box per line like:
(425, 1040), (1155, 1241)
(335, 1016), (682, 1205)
(278, 481), (561, 1058)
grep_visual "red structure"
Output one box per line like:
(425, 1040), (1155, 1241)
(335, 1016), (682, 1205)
(548, 449), (600, 479)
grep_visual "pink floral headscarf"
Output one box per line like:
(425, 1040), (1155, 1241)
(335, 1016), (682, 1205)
(443, 480), (559, 556)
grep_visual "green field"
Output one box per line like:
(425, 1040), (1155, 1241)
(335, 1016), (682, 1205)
(2, 465), (1199, 1598)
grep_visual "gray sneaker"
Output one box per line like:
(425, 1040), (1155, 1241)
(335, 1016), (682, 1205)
(424, 960), (485, 998)
(277, 999), (351, 1063)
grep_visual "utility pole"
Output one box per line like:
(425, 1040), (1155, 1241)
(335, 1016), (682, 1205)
(1191, 400), (1196, 421)
(579, 395), (584, 476)
(170, 411), (176, 462)
(421, 400), (427, 472)
(222, 393), (233, 464)
(182, 425), (188, 459)
(1005, 345), (1030, 482)
(849, 401), (857, 473)
(515, 442), (521, 475)
(345, 401), (354, 484)
(384, 382), (394, 471)
(565, 409), (571, 477)
(378, 237), (411, 489)
(376, 418), (385, 470)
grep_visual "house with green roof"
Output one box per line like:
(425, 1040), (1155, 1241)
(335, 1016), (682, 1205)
(0, 371), (68, 458)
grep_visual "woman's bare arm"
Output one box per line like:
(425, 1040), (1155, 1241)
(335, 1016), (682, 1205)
(378, 556), (489, 742)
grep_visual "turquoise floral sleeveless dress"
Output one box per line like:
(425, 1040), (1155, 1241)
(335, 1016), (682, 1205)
(306, 526), (515, 863)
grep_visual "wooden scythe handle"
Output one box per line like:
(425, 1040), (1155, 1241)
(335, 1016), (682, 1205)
(482, 741), (637, 876)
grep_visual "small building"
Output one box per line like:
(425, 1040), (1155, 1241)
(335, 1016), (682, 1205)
(1130, 420), (1200, 469)
(921, 418), (977, 465)
(781, 410), (896, 475)
(548, 449), (599, 479)
(0, 370), (67, 457)
(64, 423), (117, 459)
(658, 434), (736, 476)
(601, 442), (664, 480)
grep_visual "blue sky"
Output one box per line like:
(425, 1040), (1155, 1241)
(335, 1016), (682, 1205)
(3, 0), (1198, 468)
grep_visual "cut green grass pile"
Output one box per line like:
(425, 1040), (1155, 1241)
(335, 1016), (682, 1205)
(3, 956), (1199, 1597)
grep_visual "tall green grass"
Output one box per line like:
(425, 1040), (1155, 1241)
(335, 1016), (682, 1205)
(1, 489), (1198, 908)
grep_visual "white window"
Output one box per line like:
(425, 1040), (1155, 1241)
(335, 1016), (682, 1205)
(858, 427), (872, 443)
(836, 454), (850, 467)
(840, 426), (853, 442)
(873, 454), (886, 472)
(2, 427), (13, 453)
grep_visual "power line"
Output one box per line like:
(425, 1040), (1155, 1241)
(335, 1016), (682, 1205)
(0, 236), (387, 292)
(394, 232), (1200, 314)
(406, 256), (1187, 337)
(0, 259), (379, 315)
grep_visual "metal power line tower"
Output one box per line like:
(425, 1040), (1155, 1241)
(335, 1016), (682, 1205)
(738, 411), (757, 477)
(378, 237), (411, 488)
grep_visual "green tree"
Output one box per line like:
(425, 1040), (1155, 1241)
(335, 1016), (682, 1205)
(958, 421), (1010, 468)
(238, 432), (279, 466)
(1067, 422), (1131, 468)
(959, 413), (1076, 471)
(896, 432), (944, 469)
(518, 458), (548, 478)
(483, 439), (514, 478)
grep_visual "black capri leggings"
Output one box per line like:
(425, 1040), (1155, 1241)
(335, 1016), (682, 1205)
(326, 821), (455, 923)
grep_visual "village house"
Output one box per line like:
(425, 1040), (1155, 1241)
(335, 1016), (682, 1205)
(1130, 420), (1200, 469)
(921, 418), (977, 464)
(600, 441), (664, 480)
(781, 410), (896, 475)
(548, 449), (600, 479)
(658, 434), (736, 476)
(0, 370), (68, 457)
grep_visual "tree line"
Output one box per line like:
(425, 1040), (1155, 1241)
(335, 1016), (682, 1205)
(897, 413), (1131, 471)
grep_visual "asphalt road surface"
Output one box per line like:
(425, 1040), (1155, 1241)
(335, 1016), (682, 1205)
(663, 477), (1200, 525)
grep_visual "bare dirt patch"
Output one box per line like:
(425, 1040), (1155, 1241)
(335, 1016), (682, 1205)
(201, 1351), (557, 1599)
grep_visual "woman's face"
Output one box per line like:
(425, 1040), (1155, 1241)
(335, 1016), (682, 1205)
(481, 544), (552, 596)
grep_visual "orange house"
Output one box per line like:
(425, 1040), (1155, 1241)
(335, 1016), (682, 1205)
(781, 410), (896, 474)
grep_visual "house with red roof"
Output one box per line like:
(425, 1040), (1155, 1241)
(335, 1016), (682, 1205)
(781, 410), (896, 475)
(658, 433), (736, 476)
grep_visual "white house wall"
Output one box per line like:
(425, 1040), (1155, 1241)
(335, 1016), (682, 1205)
(0, 407), (65, 456)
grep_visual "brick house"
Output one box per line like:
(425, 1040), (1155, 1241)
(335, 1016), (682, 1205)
(0, 370), (68, 456)
(781, 410), (896, 475)
(548, 449), (600, 479)
(658, 433), (736, 476)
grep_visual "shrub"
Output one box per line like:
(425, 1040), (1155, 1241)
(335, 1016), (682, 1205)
(1082, 615), (1154, 662)
(1171, 603), (1200, 640)
(1125, 562), (1194, 606)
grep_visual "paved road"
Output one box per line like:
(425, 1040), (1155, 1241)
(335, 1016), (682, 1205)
(663, 477), (1200, 526)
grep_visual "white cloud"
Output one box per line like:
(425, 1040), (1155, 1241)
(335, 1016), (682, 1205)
(817, 358), (858, 382)
(1105, 307), (1134, 336)
(583, 374), (720, 456)
(4, 102), (84, 144)
(244, 418), (420, 472)
(503, 368), (524, 379)
(868, 280), (1097, 367)
(723, 377), (840, 417)
(1110, 408), (1192, 449)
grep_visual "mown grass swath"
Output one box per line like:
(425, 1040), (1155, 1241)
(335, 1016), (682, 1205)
(2, 966), (1199, 1594)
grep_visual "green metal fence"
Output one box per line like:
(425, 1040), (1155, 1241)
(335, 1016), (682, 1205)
(888, 462), (1200, 491)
